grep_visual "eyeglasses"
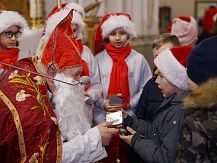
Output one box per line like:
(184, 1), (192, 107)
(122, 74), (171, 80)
(1, 31), (22, 38)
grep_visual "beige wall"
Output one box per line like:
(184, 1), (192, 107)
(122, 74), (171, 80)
(159, 0), (195, 19)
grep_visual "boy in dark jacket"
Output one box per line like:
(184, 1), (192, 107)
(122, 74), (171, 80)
(176, 36), (217, 162)
(120, 46), (192, 163)
(135, 33), (180, 121)
(129, 33), (181, 163)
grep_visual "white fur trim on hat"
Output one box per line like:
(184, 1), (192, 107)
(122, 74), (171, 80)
(154, 48), (189, 91)
(171, 17), (198, 46)
(0, 10), (28, 33)
(44, 9), (70, 40)
(101, 15), (136, 39)
(45, 9), (84, 40)
(64, 2), (85, 19)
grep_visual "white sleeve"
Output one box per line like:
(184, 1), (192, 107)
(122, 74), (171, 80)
(62, 127), (107, 163)
(130, 55), (152, 109)
(82, 46), (103, 102)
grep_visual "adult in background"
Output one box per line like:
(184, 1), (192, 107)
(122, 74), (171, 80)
(168, 16), (198, 47)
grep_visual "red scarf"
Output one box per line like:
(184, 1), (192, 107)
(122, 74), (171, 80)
(105, 43), (131, 109)
(0, 48), (19, 70)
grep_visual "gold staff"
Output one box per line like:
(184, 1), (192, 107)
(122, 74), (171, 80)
(56, 0), (62, 9)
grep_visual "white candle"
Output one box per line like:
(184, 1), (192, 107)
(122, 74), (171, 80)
(29, 0), (37, 18)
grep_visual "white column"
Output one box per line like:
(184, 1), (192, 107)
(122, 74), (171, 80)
(147, 0), (159, 35)
(97, 1), (106, 16)
(130, 0), (144, 36)
(36, 0), (43, 18)
(106, 0), (123, 12)
(29, 0), (37, 18)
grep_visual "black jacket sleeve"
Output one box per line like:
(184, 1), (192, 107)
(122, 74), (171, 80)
(132, 105), (184, 163)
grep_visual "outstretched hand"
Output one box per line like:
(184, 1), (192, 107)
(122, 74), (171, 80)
(97, 122), (119, 146)
(119, 126), (136, 146)
(121, 109), (128, 118)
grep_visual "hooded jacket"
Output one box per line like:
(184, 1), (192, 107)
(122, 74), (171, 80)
(176, 78), (217, 162)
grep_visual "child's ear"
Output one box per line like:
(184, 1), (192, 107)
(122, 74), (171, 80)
(47, 64), (57, 78)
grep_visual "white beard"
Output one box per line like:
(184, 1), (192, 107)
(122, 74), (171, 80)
(53, 73), (91, 141)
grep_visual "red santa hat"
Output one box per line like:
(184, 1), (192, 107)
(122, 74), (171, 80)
(154, 46), (192, 91)
(170, 16), (198, 46)
(44, 5), (84, 39)
(0, 10), (28, 33)
(64, 2), (85, 19)
(94, 12), (136, 54)
(202, 8), (217, 34)
(41, 10), (82, 71)
(101, 13), (136, 39)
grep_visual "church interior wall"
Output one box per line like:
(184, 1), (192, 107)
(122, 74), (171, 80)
(1, 0), (216, 71)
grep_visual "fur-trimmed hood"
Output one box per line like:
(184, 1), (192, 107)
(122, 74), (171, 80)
(183, 78), (217, 110)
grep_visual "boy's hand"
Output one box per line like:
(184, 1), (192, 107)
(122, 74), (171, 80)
(119, 126), (136, 146)
(121, 109), (128, 118)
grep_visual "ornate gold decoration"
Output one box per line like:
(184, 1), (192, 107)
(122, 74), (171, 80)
(30, 18), (43, 29)
(29, 153), (39, 163)
(16, 90), (30, 102)
(8, 71), (51, 117)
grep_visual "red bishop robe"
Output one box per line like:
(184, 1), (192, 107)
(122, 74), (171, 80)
(0, 57), (62, 163)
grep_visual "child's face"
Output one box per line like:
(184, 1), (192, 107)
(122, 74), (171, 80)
(155, 72), (179, 98)
(153, 42), (175, 58)
(0, 25), (20, 50)
(108, 27), (129, 48)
